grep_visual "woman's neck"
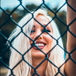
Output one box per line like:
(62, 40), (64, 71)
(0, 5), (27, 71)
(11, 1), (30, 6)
(31, 57), (48, 76)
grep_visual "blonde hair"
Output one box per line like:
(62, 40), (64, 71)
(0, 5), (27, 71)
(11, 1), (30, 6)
(7, 9), (64, 76)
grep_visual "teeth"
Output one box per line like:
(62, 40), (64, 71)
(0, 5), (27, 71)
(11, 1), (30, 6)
(35, 43), (44, 46)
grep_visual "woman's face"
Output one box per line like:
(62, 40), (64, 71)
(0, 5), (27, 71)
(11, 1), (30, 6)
(30, 15), (53, 58)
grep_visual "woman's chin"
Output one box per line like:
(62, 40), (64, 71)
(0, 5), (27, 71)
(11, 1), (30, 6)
(32, 52), (45, 58)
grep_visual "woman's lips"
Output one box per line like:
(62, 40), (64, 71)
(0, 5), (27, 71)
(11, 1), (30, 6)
(31, 41), (46, 50)
(32, 46), (46, 50)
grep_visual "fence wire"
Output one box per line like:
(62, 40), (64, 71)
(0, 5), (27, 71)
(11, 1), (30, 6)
(0, 0), (76, 76)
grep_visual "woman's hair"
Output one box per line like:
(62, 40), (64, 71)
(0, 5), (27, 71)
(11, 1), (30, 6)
(7, 9), (64, 76)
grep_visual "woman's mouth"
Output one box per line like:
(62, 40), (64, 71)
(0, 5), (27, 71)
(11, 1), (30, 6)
(32, 41), (46, 50)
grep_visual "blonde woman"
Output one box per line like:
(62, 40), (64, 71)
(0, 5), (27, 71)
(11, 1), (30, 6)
(7, 0), (76, 76)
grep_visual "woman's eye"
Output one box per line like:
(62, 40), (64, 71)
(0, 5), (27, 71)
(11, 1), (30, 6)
(46, 30), (51, 32)
(31, 30), (35, 33)
(42, 29), (51, 33)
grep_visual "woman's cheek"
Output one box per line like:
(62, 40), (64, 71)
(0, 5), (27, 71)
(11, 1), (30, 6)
(45, 34), (53, 42)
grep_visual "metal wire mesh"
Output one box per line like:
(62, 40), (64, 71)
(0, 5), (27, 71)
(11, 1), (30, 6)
(0, 0), (76, 76)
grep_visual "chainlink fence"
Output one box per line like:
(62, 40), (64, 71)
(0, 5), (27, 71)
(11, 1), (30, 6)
(0, 0), (76, 76)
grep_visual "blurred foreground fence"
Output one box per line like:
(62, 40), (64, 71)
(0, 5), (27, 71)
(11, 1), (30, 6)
(0, 0), (76, 76)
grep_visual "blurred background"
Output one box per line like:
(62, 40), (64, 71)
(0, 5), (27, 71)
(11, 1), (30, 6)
(0, 0), (67, 76)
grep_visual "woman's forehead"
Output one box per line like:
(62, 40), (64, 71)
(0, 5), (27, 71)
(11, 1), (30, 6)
(33, 15), (52, 29)
(35, 15), (49, 22)
(34, 15), (50, 25)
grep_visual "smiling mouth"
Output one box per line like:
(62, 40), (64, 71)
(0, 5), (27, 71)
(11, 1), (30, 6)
(31, 42), (46, 50)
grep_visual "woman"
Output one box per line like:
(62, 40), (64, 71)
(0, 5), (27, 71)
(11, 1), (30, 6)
(7, 0), (76, 76)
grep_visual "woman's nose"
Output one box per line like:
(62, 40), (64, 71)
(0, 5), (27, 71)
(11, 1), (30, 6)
(34, 30), (43, 40)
